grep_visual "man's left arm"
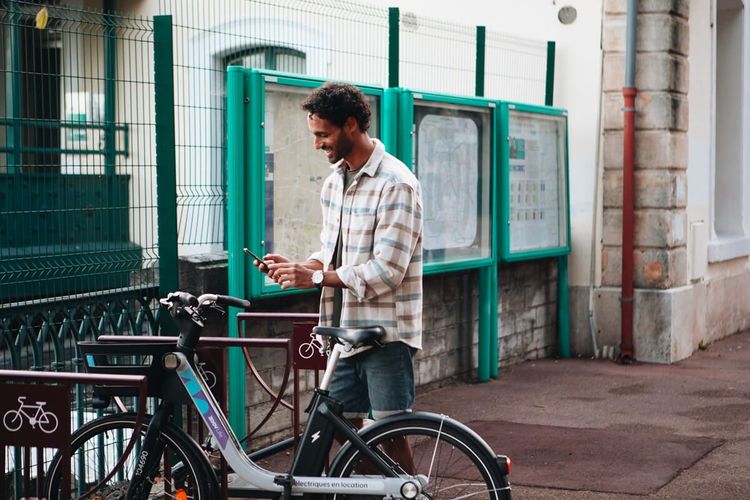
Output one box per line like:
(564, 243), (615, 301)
(336, 183), (422, 301)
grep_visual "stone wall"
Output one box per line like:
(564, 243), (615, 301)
(499, 259), (559, 364)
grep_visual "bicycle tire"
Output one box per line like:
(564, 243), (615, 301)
(45, 412), (218, 500)
(328, 412), (512, 500)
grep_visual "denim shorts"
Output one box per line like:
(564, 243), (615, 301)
(328, 341), (416, 420)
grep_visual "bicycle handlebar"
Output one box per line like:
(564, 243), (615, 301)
(157, 291), (251, 353)
(199, 293), (252, 310)
(160, 291), (251, 310)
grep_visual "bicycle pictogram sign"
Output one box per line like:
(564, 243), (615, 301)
(298, 332), (325, 360)
(0, 382), (69, 450)
(292, 322), (327, 370)
(3, 396), (60, 434)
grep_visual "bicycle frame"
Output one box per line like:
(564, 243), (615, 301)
(172, 345), (426, 497)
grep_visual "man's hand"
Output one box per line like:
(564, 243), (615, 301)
(266, 262), (315, 290)
(253, 253), (289, 274)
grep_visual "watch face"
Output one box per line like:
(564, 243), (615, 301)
(313, 270), (324, 286)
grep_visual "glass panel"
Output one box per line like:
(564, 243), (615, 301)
(263, 83), (379, 287)
(507, 110), (568, 253)
(414, 101), (492, 265)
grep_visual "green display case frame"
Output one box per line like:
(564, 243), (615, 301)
(498, 101), (571, 262)
(227, 68), (387, 300)
(391, 88), (498, 275)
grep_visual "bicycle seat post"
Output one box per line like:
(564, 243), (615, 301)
(319, 344), (343, 391)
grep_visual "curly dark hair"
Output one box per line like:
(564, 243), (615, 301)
(301, 82), (371, 132)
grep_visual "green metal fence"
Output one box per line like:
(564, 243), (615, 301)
(1, 1), (162, 304)
(156, 0), (548, 256)
(0, 0), (172, 371)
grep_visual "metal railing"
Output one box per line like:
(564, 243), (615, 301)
(0, 370), (148, 500)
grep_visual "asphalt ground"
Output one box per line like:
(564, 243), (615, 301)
(416, 329), (750, 499)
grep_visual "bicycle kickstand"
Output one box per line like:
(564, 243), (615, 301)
(274, 473), (293, 500)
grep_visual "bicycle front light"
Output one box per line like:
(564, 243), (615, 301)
(401, 480), (419, 499)
(163, 352), (180, 370)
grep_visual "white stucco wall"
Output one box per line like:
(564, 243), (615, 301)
(367, 0), (604, 289)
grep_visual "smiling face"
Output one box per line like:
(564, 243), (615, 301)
(307, 114), (355, 164)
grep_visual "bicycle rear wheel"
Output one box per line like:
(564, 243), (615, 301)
(329, 413), (512, 499)
(45, 412), (218, 500)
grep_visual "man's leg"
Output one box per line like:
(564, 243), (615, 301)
(357, 341), (418, 475)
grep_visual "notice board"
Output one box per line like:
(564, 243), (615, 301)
(500, 103), (570, 261)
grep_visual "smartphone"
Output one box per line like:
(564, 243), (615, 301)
(243, 247), (264, 263)
(243, 247), (271, 274)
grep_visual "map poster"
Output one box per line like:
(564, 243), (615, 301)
(413, 102), (492, 265)
(507, 109), (568, 254)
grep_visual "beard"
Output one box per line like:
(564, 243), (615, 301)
(324, 133), (354, 164)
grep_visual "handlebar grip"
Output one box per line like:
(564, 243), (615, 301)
(215, 294), (251, 310)
(176, 292), (199, 307)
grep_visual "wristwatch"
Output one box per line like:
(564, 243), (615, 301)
(311, 270), (324, 289)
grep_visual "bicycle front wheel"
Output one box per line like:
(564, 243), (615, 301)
(45, 413), (218, 500)
(329, 413), (512, 500)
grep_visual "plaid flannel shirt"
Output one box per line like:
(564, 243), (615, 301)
(308, 139), (423, 356)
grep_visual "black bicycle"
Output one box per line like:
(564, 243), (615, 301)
(45, 291), (512, 499)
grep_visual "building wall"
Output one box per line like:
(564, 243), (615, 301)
(587, 0), (750, 363)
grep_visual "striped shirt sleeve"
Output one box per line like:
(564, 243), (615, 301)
(336, 182), (422, 301)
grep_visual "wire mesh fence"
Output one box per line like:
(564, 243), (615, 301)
(157, 0), (392, 255)
(485, 31), (548, 103)
(0, 1), (160, 307)
(0, 0), (550, 360)
(399, 13), (477, 95)
(155, 0), (548, 255)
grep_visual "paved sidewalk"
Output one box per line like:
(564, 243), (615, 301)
(415, 330), (750, 499)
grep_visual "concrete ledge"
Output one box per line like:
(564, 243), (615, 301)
(594, 284), (704, 363)
(708, 236), (750, 263)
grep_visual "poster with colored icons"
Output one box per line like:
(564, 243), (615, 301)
(505, 107), (569, 257)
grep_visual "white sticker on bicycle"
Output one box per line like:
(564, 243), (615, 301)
(293, 478), (385, 490)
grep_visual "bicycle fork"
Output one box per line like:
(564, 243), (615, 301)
(125, 401), (172, 500)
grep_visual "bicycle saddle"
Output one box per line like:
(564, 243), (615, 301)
(313, 325), (386, 347)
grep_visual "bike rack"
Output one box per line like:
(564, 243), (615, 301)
(0, 370), (148, 500)
(236, 312), (325, 446)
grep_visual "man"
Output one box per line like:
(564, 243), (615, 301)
(255, 82), (423, 435)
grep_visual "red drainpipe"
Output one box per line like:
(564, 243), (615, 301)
(620, 86), (636, 361)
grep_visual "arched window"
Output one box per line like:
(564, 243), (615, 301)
(226, 46), (306, 74)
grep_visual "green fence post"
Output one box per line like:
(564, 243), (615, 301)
(7, 0), (21, 173)
(544, 40), (570, 358)
(474, 25), (496, 381)
(545, 41), (556, 107)
(389, 7), (400, 88)
(558, 256), (571, 358)
(104, 0), (116, 176)
(475, 26), (486, 97)
(226, 67), (248, 437)
(490, 267), (499, 377)
(154, 16), (179, 306)
(478, 269), (491, 382)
